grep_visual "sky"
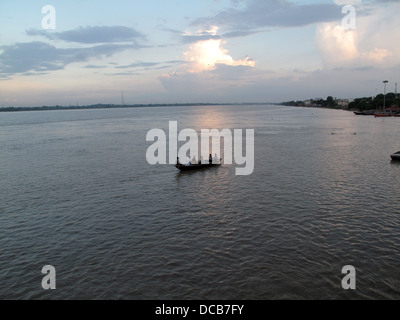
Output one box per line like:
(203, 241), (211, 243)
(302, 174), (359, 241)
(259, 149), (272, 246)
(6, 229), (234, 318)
(0, 0), (399, 106)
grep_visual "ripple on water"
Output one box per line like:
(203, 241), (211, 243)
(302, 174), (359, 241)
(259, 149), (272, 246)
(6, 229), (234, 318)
(1, 106), (400, 299)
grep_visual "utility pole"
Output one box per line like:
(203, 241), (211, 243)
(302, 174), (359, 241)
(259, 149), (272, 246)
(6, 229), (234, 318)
(121, 91), (125, 106)
(383, 80), (388, 112)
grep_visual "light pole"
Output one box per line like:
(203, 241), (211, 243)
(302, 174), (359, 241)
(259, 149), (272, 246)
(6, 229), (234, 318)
(383, 80), (388, 112)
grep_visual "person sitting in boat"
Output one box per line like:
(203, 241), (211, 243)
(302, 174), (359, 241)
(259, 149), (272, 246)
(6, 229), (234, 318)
(186, 156), (191, 165)
(176, 157), (181, 165)
(209, 154), (212, 164)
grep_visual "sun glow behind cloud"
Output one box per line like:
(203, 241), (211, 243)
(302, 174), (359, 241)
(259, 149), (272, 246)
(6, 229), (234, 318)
(316, 22), (396, 68)
(316, 2), (400, 68)
(316, 24), (359, 64)
(183, 27), (255, 73)
(184, 39), (255, 72)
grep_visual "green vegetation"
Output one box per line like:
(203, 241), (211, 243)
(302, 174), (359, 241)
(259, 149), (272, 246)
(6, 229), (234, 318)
(348, 93), (400, 111)
(281, 93), (400, 111)
(280, 100), (305, 107)
(280, 96), (341, 109)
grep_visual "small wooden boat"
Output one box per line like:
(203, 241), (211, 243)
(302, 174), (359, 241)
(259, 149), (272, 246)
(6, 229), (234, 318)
(390, 151), (400, 161)
(354, 111), (375, 115)
(175, 160), (222, 171)
(374, 113), (392, 117)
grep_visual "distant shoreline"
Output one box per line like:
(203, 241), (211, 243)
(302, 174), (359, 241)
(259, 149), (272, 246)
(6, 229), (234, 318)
(0, 102), (275, 112)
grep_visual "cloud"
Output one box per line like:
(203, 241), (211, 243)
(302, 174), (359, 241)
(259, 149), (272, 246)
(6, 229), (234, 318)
(361, 48), (392, 62)
(315, 2), (400, 68)
(183, 37), (255, 72)
(316, 25), (359, 64)
(115, 62), (160, 69)
(84, 65), (107, 69)
(113, 60), (185, 75)
(105, 72), (141, 76)
(158, 62), (275, 103)
(333, 0), (362, 5)
(0, 25), (149, 76)
(0, 41), (135, 75)
(179, 24), (261, 43)
(26, 26), (145, 44)
(222, 30), (262, 38)
(159, 63), (399, 103)
(191, 0), (341, 35)
(158, 67), (249, 102)
(181, 34), (222, 44)
(180, 25), (222, 44)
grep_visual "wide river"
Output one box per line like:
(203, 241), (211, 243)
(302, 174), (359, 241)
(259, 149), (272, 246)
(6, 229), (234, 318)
(1, 104), (399, 299)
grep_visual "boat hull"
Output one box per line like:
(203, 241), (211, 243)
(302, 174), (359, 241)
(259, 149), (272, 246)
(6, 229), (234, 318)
(375, 114), (392, 117)
(175, 163), (221, 171)
(354, 111), (377, 116)
(391, 153), (400, 161)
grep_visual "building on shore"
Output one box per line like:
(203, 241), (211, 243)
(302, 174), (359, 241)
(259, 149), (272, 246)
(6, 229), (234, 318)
(335, 99), (350, 108)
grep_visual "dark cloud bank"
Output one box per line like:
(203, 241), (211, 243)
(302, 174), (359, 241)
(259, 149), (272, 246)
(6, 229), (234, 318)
(0, 26), (146, 75)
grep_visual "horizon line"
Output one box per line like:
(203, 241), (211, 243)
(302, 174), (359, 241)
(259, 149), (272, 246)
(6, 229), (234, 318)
(0, 102), (280, 112)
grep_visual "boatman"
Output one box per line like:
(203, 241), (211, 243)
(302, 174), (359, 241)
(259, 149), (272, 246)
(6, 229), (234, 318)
(209, 154), (212, 164)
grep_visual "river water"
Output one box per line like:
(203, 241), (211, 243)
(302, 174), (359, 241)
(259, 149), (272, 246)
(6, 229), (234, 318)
(1, 104), (399, 299)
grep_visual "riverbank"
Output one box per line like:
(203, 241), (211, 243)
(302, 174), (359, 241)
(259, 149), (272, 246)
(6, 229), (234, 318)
(0, 102), (273, 112)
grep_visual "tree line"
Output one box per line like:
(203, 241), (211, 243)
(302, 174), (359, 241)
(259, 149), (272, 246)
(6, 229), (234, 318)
(348, 93), (400, 111)
(281, 93), (400, 111)
(280, 96), (341, 109)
